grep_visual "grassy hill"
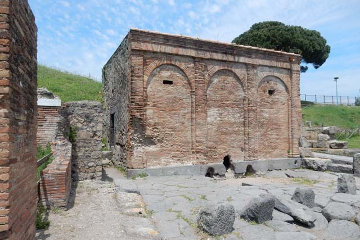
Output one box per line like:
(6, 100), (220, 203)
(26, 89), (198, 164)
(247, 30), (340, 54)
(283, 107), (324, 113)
(37, 65), (102, 102)
(302, 104), (360, 129)
(302, 104), (360, 148)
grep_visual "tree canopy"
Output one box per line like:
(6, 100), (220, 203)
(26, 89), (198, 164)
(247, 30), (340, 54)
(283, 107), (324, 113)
(232, 21), (330, 72)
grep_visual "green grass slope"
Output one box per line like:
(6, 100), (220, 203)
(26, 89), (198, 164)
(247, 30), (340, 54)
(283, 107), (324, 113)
(302, 104), (360, 129)
(302, 104), (360, 148)
(37, 65), (102, 102)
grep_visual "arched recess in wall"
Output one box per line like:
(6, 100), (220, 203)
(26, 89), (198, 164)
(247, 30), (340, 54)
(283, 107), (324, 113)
(206, 69), (245, 162)
(144, 64), (192, 166)
(257, 75), (289, 158)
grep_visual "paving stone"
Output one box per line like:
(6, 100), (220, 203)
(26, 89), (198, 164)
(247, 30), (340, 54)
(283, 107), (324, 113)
(322, 202), (356, 221)
(272, 209), (294, 222)
(197, 204), (235, 236)
(274, 196), (315, 227)
(291, 187), (315, 208)
(323, 220), (360, 240)
(304, 210), (328, 230)
(275, 231), (316, 240)
(240, 194), (275, 224)
(240, 224), (276, 240)
(265, 220), (299, 232)
(330, 193), (360, 206)
(338, 174), (357, 194)
(355, 213), (360, 226)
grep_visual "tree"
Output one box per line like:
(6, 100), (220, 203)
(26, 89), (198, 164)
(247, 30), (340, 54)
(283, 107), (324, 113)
(232, 21), (330, 72)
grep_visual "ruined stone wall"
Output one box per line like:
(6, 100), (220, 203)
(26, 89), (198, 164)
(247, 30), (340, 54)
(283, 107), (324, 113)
(0, 0), (37, 239)
(64, 101), (103, 180)
(104, 29), (302, 170)
(102, 37), (130, 167)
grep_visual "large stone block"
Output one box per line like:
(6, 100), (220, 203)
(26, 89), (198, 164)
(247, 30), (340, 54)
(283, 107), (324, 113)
(354, 153), (360, 177)
(197, 204), (235, 236)
(338, 174), (357, 195)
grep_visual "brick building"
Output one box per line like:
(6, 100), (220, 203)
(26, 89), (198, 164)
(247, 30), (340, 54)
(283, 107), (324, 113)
(0, 0), (38, 239)
(103, 29), (302, 170)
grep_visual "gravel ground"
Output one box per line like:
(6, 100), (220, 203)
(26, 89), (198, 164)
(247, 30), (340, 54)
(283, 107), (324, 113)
(36, 172), (160, 240)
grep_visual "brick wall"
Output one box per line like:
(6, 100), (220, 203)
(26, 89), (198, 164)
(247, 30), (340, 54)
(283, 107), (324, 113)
(37, 106), (61, 147)
(103, 29), (302, 170)
(39, 139), (71, 207)
(0, 0), (37, 239)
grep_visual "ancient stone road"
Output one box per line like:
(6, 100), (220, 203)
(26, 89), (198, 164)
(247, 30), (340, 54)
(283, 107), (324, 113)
(37, 169), (360, 240)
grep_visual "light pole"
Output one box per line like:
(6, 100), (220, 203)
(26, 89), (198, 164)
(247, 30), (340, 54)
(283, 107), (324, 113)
(334, 77), (339, 105)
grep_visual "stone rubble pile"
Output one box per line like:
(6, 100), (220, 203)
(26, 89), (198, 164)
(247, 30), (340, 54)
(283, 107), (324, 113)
(196, 173), (360, 238)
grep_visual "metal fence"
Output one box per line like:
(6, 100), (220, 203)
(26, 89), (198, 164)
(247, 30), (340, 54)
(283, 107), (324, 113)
(301, 94), (359, 106)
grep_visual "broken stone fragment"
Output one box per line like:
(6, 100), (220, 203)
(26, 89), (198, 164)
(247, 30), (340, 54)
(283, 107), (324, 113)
(274, 196), (316, 227)
(291, 187), (315, 208)
(328, 140), (348, 149)
(197, 204), (235, 236)
(240, 194), (275, 224)
(337, 174), (357, 195)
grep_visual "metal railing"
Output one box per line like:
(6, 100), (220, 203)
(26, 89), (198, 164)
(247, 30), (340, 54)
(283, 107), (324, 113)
(301, 94), (358, 106)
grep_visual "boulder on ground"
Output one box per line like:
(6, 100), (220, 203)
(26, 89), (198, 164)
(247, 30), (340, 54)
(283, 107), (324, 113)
(197, 204), (235, 236)
(322, 202), (355, 221)
(354, 153), (360, 177)
(291, 187), (315, 208)
(274, 196), (315, 227)
(323, 220), (360, 240)
(337, 174), (357, 195)
(240, 194), (275, 224)
(328, 140), (348, 149)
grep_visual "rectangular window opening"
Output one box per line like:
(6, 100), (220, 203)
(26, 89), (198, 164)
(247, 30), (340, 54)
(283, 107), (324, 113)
(110, 113), (115, 146)
(163, 80), (173, 85)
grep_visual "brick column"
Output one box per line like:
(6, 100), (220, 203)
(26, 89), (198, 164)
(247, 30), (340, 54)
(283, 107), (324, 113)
(289, 62), (301, 157)
(194, 58), (207, 163)
(245, 64), (258, 160)
(128, 54), (145, 168)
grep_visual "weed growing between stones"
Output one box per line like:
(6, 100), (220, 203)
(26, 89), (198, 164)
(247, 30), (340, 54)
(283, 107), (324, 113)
(199, 195), (207, 200)
(69, 125), (77, 143)
(36, 203), (50, 230)
(131, 172), (148, 180)
(181, 194), (194, 202)
(101, 137), (108, 151)
(116, 166), (127, 176)
(292, 177), (319, 186)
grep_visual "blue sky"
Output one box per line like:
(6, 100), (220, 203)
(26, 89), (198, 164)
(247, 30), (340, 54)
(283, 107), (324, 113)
(28, 0), (360, 97)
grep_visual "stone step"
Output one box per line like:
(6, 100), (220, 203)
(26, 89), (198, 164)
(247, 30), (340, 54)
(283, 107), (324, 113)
(327, 163), (353, 174)
(312, 152), (353, 165)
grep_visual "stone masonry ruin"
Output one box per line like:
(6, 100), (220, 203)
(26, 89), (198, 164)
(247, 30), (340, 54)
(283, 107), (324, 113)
(103, 29), (302, 172)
